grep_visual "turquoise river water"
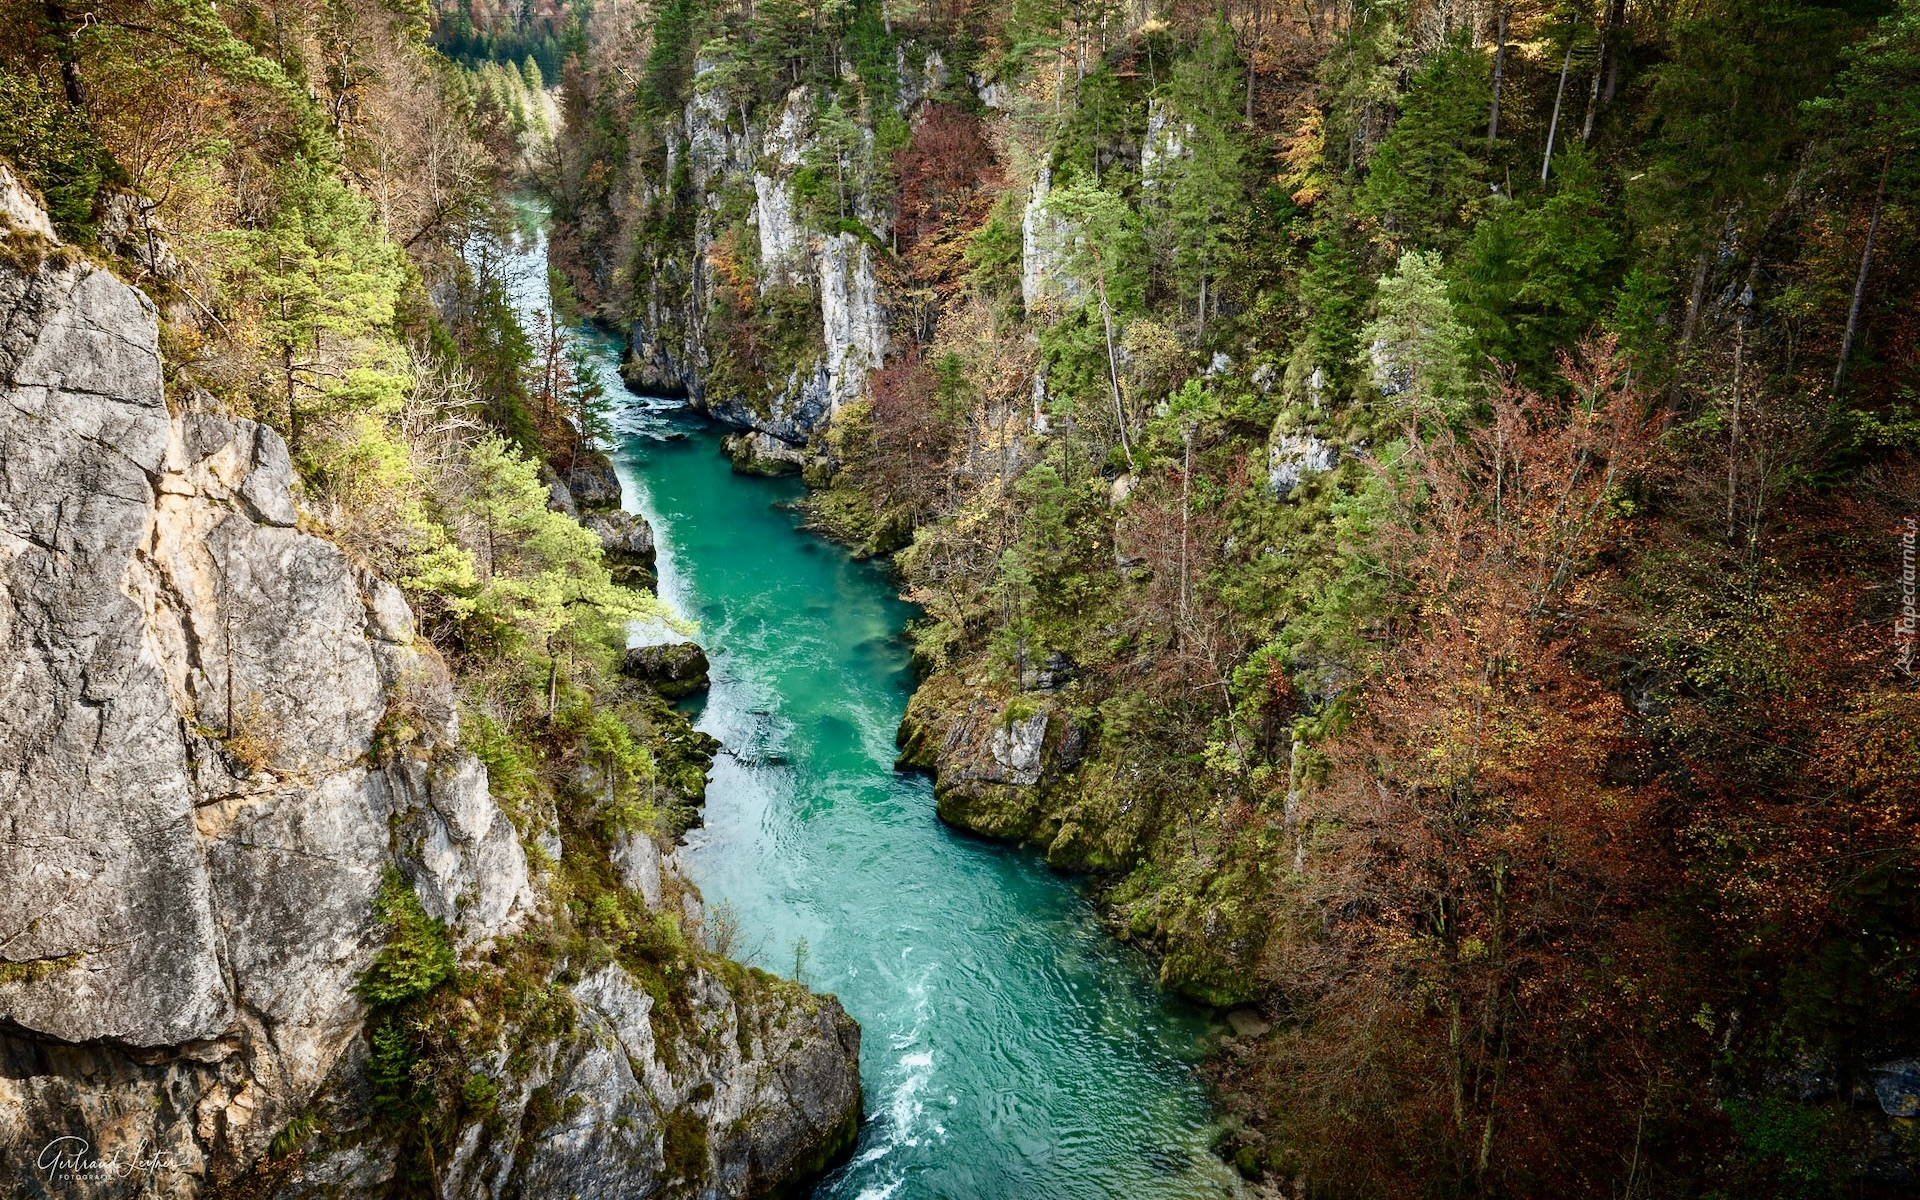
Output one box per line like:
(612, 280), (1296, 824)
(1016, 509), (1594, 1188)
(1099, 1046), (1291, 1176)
(500, 208), (1240, 1200)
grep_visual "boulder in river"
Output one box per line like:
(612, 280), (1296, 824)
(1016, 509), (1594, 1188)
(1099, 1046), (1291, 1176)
(624, 642), (712, 698)
(723, 429), (808, 477)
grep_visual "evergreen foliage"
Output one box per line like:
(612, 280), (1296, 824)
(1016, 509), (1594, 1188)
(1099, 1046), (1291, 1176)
(357, 873), (456, 1007)
(1356, 43), (1490, 249)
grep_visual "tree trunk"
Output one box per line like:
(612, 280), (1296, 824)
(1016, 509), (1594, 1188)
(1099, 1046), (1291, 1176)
(1604, 0), (1624, 105)
(1665, 237), (1717, 420)
(1582, 0), (1615, 141)
(284, 343), (301, 454)
(1833, 146), (1892, 398)
(1541, 27), (1576, 182)
(1487, 0), (1510, 147)
(1725, 255), (1762, 544)
(1476, 1020), (1510, 1179)
(1179, 428), (1192, 641)
(1093, 256), (1136, 471)
(44, 2), (85, 107)
(1727, 308), (1746, 543)
(1448, 991), (1467, 1131)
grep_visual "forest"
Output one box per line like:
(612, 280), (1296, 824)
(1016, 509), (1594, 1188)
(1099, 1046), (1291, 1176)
(546, 0), (1920, 1191)
(2, 0), (1916, 1192)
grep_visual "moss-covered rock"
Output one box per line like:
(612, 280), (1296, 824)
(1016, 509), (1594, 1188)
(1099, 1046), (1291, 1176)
(722, 430), (806, 477)
(621, 642), (711, 700)
(934, 777), (1048, 841)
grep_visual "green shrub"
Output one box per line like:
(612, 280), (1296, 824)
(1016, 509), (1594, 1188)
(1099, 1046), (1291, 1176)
(1724, 1098), (1850, 1195)
(357, 872), (456, 1006)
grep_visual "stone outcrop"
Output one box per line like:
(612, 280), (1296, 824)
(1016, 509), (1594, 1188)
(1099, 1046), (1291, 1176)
(1267, 427), (1339, 497)
(1020, 164), (1085, 312)
(895, 677), (1085, 852)
(586, 60), (934, 468)
(723, 428), (808, 476)
(0, 167), (859, 1200)
(623, 641), (713, 700)
(583, 508), (658, 589)
(561, 449), (625, 510)
(1138, 98), (1192, 190)
(277, 961), (860, 1200)
(894, 669), (1263, 1005)
(0, 164), (529, 1189)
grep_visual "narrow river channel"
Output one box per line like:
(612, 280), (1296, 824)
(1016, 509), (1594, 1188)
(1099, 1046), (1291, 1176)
(500, 204), (1240, 1200)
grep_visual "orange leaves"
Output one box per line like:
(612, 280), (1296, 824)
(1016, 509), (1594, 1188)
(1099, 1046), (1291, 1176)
(704, 223), (755, 313)
(892, 104), (1000, 288)
(857, 348), (955, 521)
(1266, 339), (1676, 1192)
(1817, 689), (1920, 842)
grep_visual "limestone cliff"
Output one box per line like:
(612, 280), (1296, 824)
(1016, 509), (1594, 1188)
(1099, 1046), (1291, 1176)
(0, 168), (858, 1199)
(558, 55), (951, 469)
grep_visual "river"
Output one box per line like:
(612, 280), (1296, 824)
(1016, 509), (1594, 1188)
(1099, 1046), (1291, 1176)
(499, 205), (1241, 1200)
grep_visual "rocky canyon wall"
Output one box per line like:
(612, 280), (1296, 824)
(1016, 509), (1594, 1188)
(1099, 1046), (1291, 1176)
(0, 166), (857, 1200)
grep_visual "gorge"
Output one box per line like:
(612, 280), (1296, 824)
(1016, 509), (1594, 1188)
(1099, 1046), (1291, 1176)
(496, 211), (1241, 1199)
(5, 0), (1920, 1194)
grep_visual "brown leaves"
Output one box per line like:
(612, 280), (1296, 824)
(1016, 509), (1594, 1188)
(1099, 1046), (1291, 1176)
(890, 102), (1002, 329)
(856, 348), (955, 521)
(1265, 338), (1679, 1193)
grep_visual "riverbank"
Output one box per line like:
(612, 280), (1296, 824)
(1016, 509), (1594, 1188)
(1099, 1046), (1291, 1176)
(498, 201), (1245, 1195)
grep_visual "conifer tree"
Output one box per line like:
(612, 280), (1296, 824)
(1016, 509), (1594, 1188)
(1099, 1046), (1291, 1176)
(1163, 23), (1249, 338)
(1357, 44), (1490, 250)
(1360, 249), (1474, 415)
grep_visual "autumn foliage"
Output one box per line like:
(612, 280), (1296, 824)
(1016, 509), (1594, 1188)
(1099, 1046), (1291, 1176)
(1250, 342), (1693, 1191)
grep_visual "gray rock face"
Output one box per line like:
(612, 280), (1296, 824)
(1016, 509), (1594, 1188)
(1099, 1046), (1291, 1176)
(275, 954), (861, 1200)
(353, 963), (860, 1200)
(0, 162), (56, 240)
(564, 450), (624, 510)
(1267, 429), (1339, 497)
(1021, 165), (1085, 312)
(543, 465), (579, 515)
(584, 508), (656, 554)
(722, 428), (808, 475)
(818, 231), (888, 415)
(616, 67), (908, 446)
(1139, 98), (1192, 190)
(515, 967), (857, 1200)
(988, 711), (1050, 787)
(895, 684), (1070, 837)
(0, 171), (533, 1195)
(582, 508), (658, 589)
(612, 830), (666, 908)
(0, 179), (858, 1200)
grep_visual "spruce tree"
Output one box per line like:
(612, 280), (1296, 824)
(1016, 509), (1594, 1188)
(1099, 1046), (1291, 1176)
(1356, 44), (1491, 250)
